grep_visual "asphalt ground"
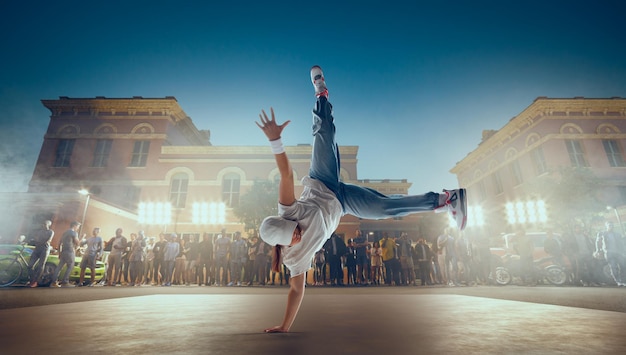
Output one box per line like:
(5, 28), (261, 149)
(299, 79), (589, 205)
(1, 285), (625, 354)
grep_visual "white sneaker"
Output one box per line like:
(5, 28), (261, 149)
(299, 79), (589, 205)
(310, 65), (328, 97)
(442, 189), (467, 230)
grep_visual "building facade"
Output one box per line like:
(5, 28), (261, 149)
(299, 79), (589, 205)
(4, 97), (423, 244)
(451, 97), (626, 239)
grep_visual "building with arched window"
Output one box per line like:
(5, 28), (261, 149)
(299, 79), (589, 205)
(451, 97), (626, 239)
(4, 96), (420, 245)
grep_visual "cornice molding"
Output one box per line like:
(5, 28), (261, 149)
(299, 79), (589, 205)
(459, 132), (626, 187)
(160, 145), (359, 155)
(41, 97), (189, 122)
(44, 133), (168, 140)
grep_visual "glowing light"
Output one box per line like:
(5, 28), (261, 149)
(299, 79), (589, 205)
(505, 199), (548, 225)
(192, 201), (225, 225)
(138, 202), (171, 225)
(506, 202), (516, 224)
(467, 205), (484, 227)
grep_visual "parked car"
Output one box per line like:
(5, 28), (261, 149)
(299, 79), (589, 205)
(0, 244), (106, 286)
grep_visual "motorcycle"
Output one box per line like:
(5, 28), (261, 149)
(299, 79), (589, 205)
(494, 254), (568, 286)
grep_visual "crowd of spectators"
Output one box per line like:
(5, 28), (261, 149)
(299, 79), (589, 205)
(7, 222), (625, 288)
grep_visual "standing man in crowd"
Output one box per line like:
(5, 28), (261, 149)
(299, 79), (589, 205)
(381, 233), (400, 285)
(323, 233), (347, 286)
(162, 233), (179, 286)
(245, 236), (259, 285)
(50, 221), (80, 287)
(214, 233), (231, 286)
(152, 233), (167, 285)
(107, 228), (127, 286)
(250, 236), (270, 286)
(568, 223), (595, 286)
(129, 230), (146, 286)
(78, 227), (104, 286)
(27, 220), (54, 288)
(352, 230), (369, 285)
(595, 221), (625, 287)
(197, 233), (213, 286)
(185, 236), (200, 286)
(414, 238), (432, 286)
(229, 232), (247, 286)
(438, 228), (458, 286)
(397, 232), (415, 285)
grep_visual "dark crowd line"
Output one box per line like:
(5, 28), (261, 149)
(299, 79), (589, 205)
(8, 219), (626, 289)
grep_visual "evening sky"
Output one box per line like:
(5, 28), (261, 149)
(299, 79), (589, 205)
(1, 0), (625, 194)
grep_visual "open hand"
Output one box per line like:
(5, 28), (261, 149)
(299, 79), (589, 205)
(255, 108), (290, 141)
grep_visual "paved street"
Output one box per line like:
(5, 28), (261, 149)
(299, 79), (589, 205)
(1, 285), (625, 354)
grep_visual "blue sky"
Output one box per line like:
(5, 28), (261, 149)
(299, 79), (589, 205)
(1, 0), (625, 194)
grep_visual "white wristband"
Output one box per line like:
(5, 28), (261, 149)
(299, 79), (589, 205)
(270, 138), (285, 154)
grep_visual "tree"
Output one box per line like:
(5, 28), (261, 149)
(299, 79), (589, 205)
(232, 179), (279, 237)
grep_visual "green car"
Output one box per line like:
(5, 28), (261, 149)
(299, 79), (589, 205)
(0, 244), (106, 287)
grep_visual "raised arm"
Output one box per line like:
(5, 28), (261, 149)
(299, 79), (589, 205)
(256, 108), (296, 206)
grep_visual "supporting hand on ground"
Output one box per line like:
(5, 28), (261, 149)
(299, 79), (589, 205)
(264, 325), (289, 333)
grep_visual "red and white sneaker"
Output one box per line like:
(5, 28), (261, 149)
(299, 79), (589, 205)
(441, 189), (467, 230)
(310, 65), (328, 97)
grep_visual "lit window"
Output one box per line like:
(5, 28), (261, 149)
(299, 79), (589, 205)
(505, 199), (547, 224)
(138, 202), (171, 225)
(192, 202), (226, 224)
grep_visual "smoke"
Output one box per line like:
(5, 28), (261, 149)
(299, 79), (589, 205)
(0, 90), (47, 193)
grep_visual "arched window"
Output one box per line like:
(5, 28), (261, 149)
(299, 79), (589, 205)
(170, 173), (189, 208)
(222, 172), (241, 208)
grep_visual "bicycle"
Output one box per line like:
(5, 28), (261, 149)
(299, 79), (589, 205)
(0, 243), (32, 287)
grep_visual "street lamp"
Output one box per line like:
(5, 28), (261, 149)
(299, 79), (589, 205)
(78, 189), (91, 237)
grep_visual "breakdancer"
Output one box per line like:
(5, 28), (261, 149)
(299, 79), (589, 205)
(256, 66), (466, 333)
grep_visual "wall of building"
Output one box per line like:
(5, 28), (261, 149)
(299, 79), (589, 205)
(13, 97), (420, 244)
(451, 97), (626, 237)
